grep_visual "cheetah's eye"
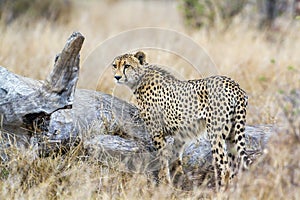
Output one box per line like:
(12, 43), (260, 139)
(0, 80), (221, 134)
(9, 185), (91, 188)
(124, 64), (131, 69)
(112, 64), (117, 68)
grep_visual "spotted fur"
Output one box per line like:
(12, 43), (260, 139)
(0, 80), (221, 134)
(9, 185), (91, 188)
(112, 51), (250, 188)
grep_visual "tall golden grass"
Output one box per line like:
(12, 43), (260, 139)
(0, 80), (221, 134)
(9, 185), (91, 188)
(0, 1), (299, 199)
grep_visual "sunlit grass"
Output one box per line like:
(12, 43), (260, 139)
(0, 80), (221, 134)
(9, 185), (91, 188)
(0, 1), (299, 199)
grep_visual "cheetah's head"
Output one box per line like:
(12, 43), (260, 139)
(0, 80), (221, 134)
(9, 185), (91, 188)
(112, 51), (147, 89)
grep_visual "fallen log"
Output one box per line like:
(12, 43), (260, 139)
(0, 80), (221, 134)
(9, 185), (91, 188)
(0, 32), (275, 187)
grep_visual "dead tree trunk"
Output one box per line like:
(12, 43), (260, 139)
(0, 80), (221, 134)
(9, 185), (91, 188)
(0, 32), (275, 186)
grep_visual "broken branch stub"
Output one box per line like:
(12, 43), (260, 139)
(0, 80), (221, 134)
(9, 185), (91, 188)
(0, 32), (84, 132)
(43, 32), (84, 96)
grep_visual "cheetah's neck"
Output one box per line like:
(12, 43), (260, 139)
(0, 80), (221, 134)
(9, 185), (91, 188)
(132, 65), (182, 94)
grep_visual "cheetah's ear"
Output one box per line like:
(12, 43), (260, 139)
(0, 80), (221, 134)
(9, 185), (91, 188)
(134, 51), (146, 65)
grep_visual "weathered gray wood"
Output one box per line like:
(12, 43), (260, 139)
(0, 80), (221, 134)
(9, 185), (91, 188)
(0, 66), (274, 172)
(0, 32), (84, 133)
(0, 32), (275, 184)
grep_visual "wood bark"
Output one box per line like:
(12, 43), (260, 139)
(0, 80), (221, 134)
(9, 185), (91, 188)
(0, 32), (275, 185)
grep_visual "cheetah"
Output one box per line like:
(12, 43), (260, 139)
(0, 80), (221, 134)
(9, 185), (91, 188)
(112, 51), (250, 189)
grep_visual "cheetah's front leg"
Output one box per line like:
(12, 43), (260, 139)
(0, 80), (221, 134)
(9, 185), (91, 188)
(152, 132), (172, 184)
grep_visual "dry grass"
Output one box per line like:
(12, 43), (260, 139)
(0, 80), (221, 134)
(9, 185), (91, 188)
(0, 0), (299, 199)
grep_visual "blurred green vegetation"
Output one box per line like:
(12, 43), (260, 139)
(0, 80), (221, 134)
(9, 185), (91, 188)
(179, 0), (300, 30)
(178, 0), (246, 29)
(0, 0), (73, 24)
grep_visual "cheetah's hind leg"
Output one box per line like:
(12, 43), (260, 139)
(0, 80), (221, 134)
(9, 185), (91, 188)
(227, 94), (251, 182)
(232, 102), (252, 172)
(206, 108), (231, 190)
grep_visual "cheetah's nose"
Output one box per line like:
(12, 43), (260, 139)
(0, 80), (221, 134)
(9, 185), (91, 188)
(114, 75), (122, 81)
